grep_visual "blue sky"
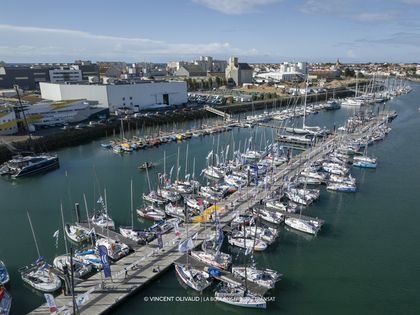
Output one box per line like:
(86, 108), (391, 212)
(1, 0), (420, 63)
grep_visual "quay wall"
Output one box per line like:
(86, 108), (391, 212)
(0, 88), (355, 163)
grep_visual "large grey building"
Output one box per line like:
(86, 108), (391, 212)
(0, 62), (99, 90)
(225, 57), (253, 86)
(0, 66), (50, 90)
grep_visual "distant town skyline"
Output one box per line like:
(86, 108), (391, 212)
(1, 0), (420, 63)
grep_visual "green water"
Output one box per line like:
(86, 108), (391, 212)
(1, 86), (419, 314)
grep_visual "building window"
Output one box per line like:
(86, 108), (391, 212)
(129, 97), (133, 100)
(15, 77), (29, 80)
(122, 97), (125, 101)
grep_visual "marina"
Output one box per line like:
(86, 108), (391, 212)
(2, 1), (420, 314)
(0, 82), (419, 315)
(25, 98), (397, 313)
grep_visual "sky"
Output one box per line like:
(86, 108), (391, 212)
(0, 0), (420, 63)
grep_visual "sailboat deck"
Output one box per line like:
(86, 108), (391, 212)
(76, 222), (140, 248)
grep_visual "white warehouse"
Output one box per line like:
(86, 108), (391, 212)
(39, 80), (188, 112)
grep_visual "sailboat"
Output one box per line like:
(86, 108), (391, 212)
(0, 285), (12, 315)
(53, 255), (93, 279)
(285, 79), (326, 136)
(284, 217), (319, 235)
(142, 166), (167, 205)
(215, 223), (266, 309)
(341, 73), (365, 106)
(54, 204), (94, 278)
(65, 223), (91, 244)
(231, 266), (281, 289)
(137, 205), (166, 221)
(214, 282), (266, 309)
(120, 180), (149, 243)
(190, 250), (232, 270)
(174, 208), (213, 292)
(352, 144), (377, 169)
(202, 149), (225, 180)
(174, 263), (213, 291)
(95, 238), (130, 261)
(228, 217), (268, 251)
(20, 212), (62, 293)
(91, 190), (115, 230)
(0, 261), (9, 285)
(74, 249), (103, 270)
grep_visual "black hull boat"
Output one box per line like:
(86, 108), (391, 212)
(0, 154), (59, 179)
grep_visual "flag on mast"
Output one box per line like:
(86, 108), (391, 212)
(97, 245), (111, 278)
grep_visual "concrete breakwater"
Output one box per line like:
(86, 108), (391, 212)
(0, 88), (355, 163)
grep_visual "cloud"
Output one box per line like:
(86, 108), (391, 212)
(401, 0), (420, 4)
(0, 24), (258, 61)
(299, 0), (400, 23)
(192, 0), (280, 15)
(350, 11), (399, 22)
(346, 49), (357, 58)
(356, 32), (420, 47)
(299, 0), (350, 15)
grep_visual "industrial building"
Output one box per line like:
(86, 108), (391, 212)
(49, 68), (82, 83)
(255, 62), (308, 83)
(0, 99), (107, 134)
(225, 57), (253, 86)
(22, 99), (107, 128)
(39, 80), (188, 112)
(0, 62), (99, 90)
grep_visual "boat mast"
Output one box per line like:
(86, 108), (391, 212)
(185, 143), (189, 180)
(243, 221), (248, 295)
(303, 77), (309, 129)
(83, 193), (91, 230)
(176, 146), (180, 182)
(27, 211), (40, 258)
(120, 119), (124, 141)
(145, 165), (152, 193)
(60, 203), (69, 254)
(14, 85), (32, 141)
(216, 135), (220, 163)
(104, 188), (109, 238)
(130, 179), (134, 228)
(163, 150), (166, 176)
(192, 157), (196, 181)
(355, 72), (359, 98)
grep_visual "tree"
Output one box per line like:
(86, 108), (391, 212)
(192, 79), (198, 91)
(343, 67), (355, 77)
(208, 77), (213, 89)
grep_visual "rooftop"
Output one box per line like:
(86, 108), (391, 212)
(40, 79), (184, 87)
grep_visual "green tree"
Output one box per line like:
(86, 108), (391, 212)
(343, 67), (355, 77)
(192, 79), (198, 91)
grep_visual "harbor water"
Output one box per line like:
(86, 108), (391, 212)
(1, 86), (419, 314)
